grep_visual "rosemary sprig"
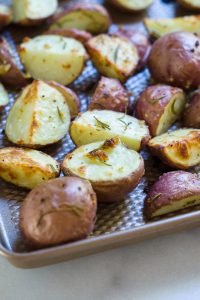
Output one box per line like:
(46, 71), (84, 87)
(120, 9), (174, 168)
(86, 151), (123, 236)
(57, 106), (64, 123)
(117, 113), (132, 131)
(94, 117), (111, 130)
(148, 193), (162, 202)
(149, 95), (166, 104)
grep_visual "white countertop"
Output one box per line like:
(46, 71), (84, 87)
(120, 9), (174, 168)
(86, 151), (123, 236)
(1, 227), (200, 300)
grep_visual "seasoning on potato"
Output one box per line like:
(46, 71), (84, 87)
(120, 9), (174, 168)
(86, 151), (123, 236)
(44, 28), (92, 45)
(50, 3), (111, 34)
(0, 147), (60, 189)
(108, 0), (154, 12)
(135, 84), (186, 136)
(19, 35), (87, 85)
(70, 109), (150, 151)
(148, 31), (200, 89)
(183, 90), (200, 129)
(0, 82), (9, 110)
(0, 4), (12, 29)
(0, 37), (27, 88)
(178, 0), (200, 10)
(113, 27), (151, 70)
(89, 76), (130, 112)
(148, 129), (200, 169)
(86, 34), (139, 82)
(20, 177), (97, 247)
(6, 80), (71, 148)
(62, 137), (145, 202)
(144, 171), (200, 219)
(12, 0), (58, 26)
(144, 15), (200, 39)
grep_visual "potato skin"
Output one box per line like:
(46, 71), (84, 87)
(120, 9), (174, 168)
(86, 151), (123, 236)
(144, 171), (200, 219)
(183, 90), (200, 128)
(89, 76), (130, 112)
(108, 0), (153, 12)
(148, 32), (200, 89)
(44, 29), (92, 45)
(178, 0), (200, 10)
(0, 5), (12, 29)
(148, 129), (200, 169)
(113, 27), (151, 70)
(0, 147), (60, 189)
(135, 84), (186, 136)
(0, 38), (27, 88)
(20, 177), (97, 248)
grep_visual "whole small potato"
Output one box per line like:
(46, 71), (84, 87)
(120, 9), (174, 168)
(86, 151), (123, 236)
(144, 171), (200, 219)
(20, 177), (97, 248)
(183, 90), (200, 128)
(148, 32), (200, 89)
(135, 84), (186, 136)
(89, 76), (130, 112)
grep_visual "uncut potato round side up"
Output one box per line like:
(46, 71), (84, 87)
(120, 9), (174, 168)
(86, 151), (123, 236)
(0, 0), (200, 253)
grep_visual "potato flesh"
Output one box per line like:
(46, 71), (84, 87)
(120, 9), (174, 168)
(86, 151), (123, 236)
(0, 83), (9, 107)
(144, 16), (200, 38)
(13, 0), (58, 22)
(51, 10), (109, 34)
(63, 140), (141, 181)
(152, 195), (200, 217)
(156, 93), (186, 135)
(116, 0), (153, 10)
(0, 4), (11, 15)
(0, 148), (59, 189)
(70, 110), (149, 151)
(6, 81), (70, 147)
(87, 35), (138, 81)
(19, 35), (86, 85)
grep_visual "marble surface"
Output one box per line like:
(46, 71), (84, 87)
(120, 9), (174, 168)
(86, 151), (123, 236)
(1, 227), (200, 300)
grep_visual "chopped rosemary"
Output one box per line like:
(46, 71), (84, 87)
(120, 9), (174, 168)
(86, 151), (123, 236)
(62, 42), (67, 50)
(94, 116), (111, 130)
(57, 106), (64, 123)
(148, 193), (162, 202)
(114, 45), (120, 63)
(149, 95), (166, 104)
(48, 164), (57, 173)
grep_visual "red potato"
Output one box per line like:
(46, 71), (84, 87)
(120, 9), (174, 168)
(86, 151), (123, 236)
(135, 84), (186, 136)
(108, 0), (154, 12)
(0, 37), (27, 88)
(144, 171), (200, 219)
(113, 27), (151, 70)
(20, 177), (97, 248)
(183, 90), (200, 128)
(44, 28), (92, 45)
(0, 4), (12, 29)
(148, 31), (200, 89)
(89, 76), (130, 112)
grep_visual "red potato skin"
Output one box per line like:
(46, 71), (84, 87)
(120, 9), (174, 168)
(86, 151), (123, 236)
(62, 155), (145, 203)
(44, 28), (92, 45)
(114, 27), (151, 70)
(148, 32), (200, 89)
(0, 38), (27, 88)
(89, 76), (130, 112)
(108, 0), (153, 12)
(183, 90), (200, 128)
(135, 84), (184, 136)
(20, 177), (97, 248)
(0, 13), (12, 29)
(144, 171), (200, 219)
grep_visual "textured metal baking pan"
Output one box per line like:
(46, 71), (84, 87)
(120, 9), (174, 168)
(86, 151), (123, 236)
(0, 0), (200, 268)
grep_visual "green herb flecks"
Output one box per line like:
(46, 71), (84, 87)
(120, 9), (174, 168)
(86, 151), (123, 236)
(147, 193), (162, 203)
(94, 117), (111, 130)
(114, 45), (120, 63)
(57, 106), (64, 123)
(149, 95), (166, 105)
(48, 164), (57, 173)
(117, 113), (131, 132)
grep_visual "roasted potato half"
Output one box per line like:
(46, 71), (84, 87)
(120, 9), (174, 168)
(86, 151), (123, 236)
(6, 80), (71, 148)
(136, 84), (186, 136)
(47, 81), (80, 119)
(183, 90), (200, 128)
(12, 0), (58, 26)
(62, 137), (144, 202)
(50, 3), (111, 34)
(0, 147), (60, 189)
(0, 83), (9, 110)
(19, 35), (87, 85)
(178, 0), (200, 10)
(89, 76), (129, 112)
(114, 27), (151, 70)
(108, 0), (154, 12)
(148, 32), (200, 89)
(86, 34), (139, 82)
(0, 4), (12, 29)
(144, 171), (200, 219)
(20, 177), (97, 247)
(70, 109), (150, 151)
(44, 28), (92, 45)
(0, 37), (27, 88)
(148, 129), (200, 169)
(144, 16), (200, 39)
